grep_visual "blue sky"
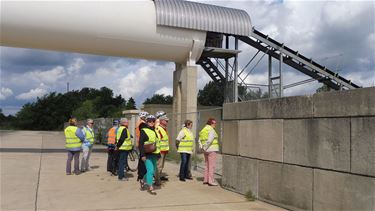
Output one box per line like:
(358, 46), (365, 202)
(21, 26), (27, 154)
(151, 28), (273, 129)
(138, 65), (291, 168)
(1, 0), (374, 115)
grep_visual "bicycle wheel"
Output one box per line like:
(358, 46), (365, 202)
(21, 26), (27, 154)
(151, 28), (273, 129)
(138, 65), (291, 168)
(127, 149), (139, 172)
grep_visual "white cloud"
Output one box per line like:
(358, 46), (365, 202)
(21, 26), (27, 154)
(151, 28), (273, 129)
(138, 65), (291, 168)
(344, 72), (375, 87)
(115, 61), (174, 100)
(28, 66), (66, 84)
(67, 58), (85, 75)
(118, 66), (153, 99)
(0, 87), (13, 100)
(155, 87), (173, 96)
(16, 87), (48, 100)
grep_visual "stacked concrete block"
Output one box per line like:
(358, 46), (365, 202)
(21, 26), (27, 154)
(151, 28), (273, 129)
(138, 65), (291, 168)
(223, 95), (313, 120)
(351, 117), (375, 176)
(221, 154), (238, 191)
(223, 100), (254, 120)
(237, 157), (258, 196)
(222, 121), (239, 155)
(258, 161), (313, 211)
(238, 120), (283, 162)
(314, 169), (375, 211)
(313, 87), (375, 117)
(283, 118), (351, 171)
(221, 87), (375, 210)
(222, 155), (258, 196)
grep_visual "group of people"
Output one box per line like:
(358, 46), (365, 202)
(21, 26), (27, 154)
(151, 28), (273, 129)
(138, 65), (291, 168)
(64, 111), (220, 195)
(64, 118), (95, 175)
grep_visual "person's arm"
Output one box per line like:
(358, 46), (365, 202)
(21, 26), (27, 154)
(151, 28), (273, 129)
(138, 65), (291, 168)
(75, 128), (85, 142)
(157, 129), (164, 140)
(139, 130), (148, 158)
(116, 128), (128, 148)
(175, 129), (185, 148)
(204, 129), (216, 150)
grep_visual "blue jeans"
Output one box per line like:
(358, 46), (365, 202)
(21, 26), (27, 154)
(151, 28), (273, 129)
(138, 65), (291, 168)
(179, 153), (191, 179)
(118, 150), (129, 179)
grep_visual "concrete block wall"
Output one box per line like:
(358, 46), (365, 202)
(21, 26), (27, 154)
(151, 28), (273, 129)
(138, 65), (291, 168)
(221, 87), (375, 211)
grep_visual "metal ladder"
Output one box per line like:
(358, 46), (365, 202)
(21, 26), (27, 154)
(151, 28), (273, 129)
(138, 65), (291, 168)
(196, 57), (225, 83)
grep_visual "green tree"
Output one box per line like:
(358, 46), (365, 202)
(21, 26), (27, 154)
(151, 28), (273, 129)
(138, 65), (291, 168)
(0, 109), (16, 129)
(143, 94), (173, 104)
(0, 109), (5, 120)
(126, 97), (136, 109)
(12, 87), (128, 130)
(316, 84), (331, 93)
(198, 81), (224, 106)
(72, 100), (99, 120)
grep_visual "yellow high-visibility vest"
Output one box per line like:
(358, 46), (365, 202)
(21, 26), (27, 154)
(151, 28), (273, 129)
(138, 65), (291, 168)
(116, 126), (132, 150)
(142, 127), (160, 154)
(64, 126), (82, 149)
(178, 127), (194, 153)
(199, 125), (219, 151)
(83, 127), (95, 145)
(156, 126), (169, 151)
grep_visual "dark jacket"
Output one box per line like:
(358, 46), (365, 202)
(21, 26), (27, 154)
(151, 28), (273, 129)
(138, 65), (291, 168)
(139, 125), (160, 158)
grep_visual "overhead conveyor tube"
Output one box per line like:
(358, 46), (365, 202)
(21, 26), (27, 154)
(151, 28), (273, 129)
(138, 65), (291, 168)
(0, 1), (206, 63)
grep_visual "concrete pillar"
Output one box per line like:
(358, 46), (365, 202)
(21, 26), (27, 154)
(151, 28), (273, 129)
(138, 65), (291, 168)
(172, 63), (198, 140)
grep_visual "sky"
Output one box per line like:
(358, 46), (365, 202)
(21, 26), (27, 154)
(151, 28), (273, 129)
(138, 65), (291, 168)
(1, 0), (374, 115)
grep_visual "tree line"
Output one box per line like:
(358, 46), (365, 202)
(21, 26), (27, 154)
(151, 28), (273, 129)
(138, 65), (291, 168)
(0, 82), (271, 131)
(0, 87), (134, 130)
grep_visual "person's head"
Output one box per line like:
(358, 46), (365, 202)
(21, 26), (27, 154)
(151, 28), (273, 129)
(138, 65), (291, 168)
(207, 118), (217, 128)
(159, 115), (169, 126)
(145, 115), (156, 127)
(69, 118), (77, 126)
(120, 118), (129, 127)
(112, 119), (119, 126)
(139, 111), (149, 121)
(155, 111), (166, 119)
(184, 120), (193, 129)
(87, 119), (94, 128)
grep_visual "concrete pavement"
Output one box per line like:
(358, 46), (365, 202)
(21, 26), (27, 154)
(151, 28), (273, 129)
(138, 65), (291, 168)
(1, 130), (284, 210)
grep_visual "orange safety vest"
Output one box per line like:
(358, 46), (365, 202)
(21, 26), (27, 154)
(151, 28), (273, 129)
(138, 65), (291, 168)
(135, 120), (145, 147)
(107, 127), (117, 145)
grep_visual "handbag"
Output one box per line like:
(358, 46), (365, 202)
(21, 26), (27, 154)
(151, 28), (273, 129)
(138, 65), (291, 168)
(144, 142), (156, 153)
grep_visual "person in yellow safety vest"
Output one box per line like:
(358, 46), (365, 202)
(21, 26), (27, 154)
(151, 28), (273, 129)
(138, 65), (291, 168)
(139, 115), (160, 195)
(106, 119), (119, 174)
(136, 111), (149, 147)
(155, 112), (169, 185)
(199, 118), (220, 186)
(116, 118), (133, 181)
(136, 111), (148, 183)
(176, 120), (194, 182)
(64, 118), (85, 175)
(80, 119), (95, 173)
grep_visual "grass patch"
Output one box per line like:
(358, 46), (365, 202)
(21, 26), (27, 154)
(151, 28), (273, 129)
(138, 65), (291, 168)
(245, 190), (256, 201)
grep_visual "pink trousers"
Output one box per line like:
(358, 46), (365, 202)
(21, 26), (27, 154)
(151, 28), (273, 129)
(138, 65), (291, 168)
(203, 151), (217, 184)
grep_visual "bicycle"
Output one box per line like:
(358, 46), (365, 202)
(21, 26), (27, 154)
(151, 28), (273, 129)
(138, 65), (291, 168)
(126, 147), (139, 172)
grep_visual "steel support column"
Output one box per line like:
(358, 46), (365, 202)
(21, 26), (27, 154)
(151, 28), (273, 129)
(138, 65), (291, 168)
(234, 37), (239, 102)
(268, 54), (272, 98)
(225, 35), (230, 102)
(279, 52), (283, 97)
